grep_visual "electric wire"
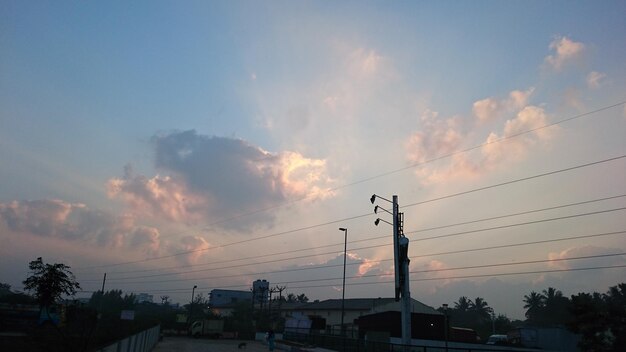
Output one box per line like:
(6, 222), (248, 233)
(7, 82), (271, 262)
(75, 154), (626, 270)
(78, 228), (626, 284)
(79, 248), (626, 288)
(78, 194), (626, 276)
(76, 263), (626, 294)
(200, 102), (626, 229)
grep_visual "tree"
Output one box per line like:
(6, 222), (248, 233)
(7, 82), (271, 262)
(523, 291), (545, 322)
(296, 293), (309, 303)
(160, 295), (170, 305)
(454, 296), (471, 312)
(469, 297), (493, 322)
(23, 257), (80, 309)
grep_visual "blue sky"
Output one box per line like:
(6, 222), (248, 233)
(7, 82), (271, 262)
(1, 1), (625, 319)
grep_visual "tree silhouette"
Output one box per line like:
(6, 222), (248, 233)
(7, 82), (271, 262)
(454, 296), (471, 312)
(469, 297), (493, 322)
(23, 257), (80, 310)
(523, 291), (545, 321)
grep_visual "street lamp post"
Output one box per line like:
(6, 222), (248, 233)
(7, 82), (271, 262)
(338, 227), (348, 337)
(189, 285), (197, 328)
(443, 304), (449, 352)
(339, 227), (348, 351)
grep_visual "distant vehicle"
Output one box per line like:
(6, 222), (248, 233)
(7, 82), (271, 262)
(189, 319), (224, 338)
(508, 327), (579, 350)
(486, 334), (508, 345)
(450, 327), (479, 343)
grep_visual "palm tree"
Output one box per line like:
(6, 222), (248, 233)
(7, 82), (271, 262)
(523, 291), (545, 321)
(469, 297), (493, 322)
(454, 296), (472, 312)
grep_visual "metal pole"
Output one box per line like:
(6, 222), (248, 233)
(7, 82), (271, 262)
(189, 285), (197, 328)
(443, 304), (448, 352)
(340, 228), (347, 336)
(101, 273), (106, 293)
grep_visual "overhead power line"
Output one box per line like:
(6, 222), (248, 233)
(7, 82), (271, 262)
(78, 194), (624, 277)
(78, 263), (626, 294)
(78, 229), (626, 284)
(77, 207), (625, 281)
(75, 154), (626, 271)
(201, 101), (626, 229)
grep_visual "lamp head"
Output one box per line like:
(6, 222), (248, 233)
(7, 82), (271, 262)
(339, 227), (347, 231)
(374, 205), (379, 214)
(370, 194), (376, 204)
(193, 285), (197, 289)
(374, 218), (380, 226)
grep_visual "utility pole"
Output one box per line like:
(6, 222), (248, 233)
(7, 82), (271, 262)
(372, 194), (412, 348)
(394, 195), (412, 348)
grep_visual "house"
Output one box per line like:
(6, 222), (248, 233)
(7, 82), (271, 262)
(288, 297), (442, 334)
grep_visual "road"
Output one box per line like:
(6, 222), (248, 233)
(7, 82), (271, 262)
(152, 337), (270, 352)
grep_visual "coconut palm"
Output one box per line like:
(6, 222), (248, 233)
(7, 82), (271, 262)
(469, 297), (493, 322)
(523, 291), (545, 321)
(454, 296), (472, 312)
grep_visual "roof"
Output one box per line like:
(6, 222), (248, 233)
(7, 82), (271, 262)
(294, 298), (442, 315)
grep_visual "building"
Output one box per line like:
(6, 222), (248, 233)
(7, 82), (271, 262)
(252, 279), (269, 304)
(136, 293), (154, 304)
(288, 298), (442, 335)
(209, 289), (252, 316)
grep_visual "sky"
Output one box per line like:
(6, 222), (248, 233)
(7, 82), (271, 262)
(1, 1), (625, 320)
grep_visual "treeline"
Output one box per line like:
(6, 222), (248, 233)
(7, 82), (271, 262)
(440, 283), (625, 351)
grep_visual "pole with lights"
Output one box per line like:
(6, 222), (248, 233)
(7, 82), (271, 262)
(371, 194), (412, 347)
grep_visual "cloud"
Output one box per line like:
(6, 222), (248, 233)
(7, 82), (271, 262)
(482, 105), (554, 164)
(548, 245), (626, 270)
(0, 199), (156, 252)
(406, 105), (555, 184)
(544, 36), (585, 70)
(472, 88), (535, 122)
(586, 71), (606, 89)
(405, 110), (463, 164)
(108, 130), (333, 229)
(0, 199), (221, 265)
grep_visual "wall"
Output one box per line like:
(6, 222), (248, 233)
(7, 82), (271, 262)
(97, 325), (160, 352)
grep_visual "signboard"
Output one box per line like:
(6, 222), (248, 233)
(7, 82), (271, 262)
(120, 310), (135, 320)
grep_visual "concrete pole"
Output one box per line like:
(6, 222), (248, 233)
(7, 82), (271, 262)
(393, 195), (412, 348)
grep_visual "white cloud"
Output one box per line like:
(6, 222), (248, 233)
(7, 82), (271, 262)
(586, 71), (606, 89)
(548, 245), (626, 270)
(544, 36), (585, 70)
(472, 88), (535, 122)
(405, 110), (463, 164)
(406, 105), (555, 184)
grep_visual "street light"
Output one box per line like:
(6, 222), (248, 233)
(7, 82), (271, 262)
(338, 227), (347, 339)
(370, 194), (392, 204)
(189, 285), (197, 327)
(374, 218), (393, 226)
(443, 304), (449, 352)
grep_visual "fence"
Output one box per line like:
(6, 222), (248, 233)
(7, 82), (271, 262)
(96, 325), (160, 352)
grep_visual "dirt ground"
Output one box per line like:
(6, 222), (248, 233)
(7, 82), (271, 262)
(152, 336), (270, 352)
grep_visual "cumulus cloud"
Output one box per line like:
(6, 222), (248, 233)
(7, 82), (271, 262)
(406, 105), (555, 184)
(405, 110), (463, 164)
(108, 130), (333, 229)
(544, 36), (585, 70)
(0, 199), (219, 264)
(548, 245), (626, 270)
(0, 199), (155, 252)
(472, 88), (535, 122)
(586, 71), (606, 89)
